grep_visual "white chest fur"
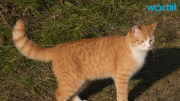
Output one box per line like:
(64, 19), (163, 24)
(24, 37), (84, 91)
(131, 49), (147, 69)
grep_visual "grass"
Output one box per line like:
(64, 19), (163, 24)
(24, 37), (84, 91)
(0, 0), (180, 100)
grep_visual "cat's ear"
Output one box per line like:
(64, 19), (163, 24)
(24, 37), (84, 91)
(131, 25), (141, 36)
(149, 22), (157, 31)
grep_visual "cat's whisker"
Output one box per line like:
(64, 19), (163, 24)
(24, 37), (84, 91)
(150, 48), (158, 59)
(151, 49), (155, 59)
(152, 49), (158, 57)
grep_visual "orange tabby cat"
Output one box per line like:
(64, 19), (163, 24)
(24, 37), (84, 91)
(13, 19), (157, 101)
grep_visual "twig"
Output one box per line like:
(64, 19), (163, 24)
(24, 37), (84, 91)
(0, 12), (11, 29)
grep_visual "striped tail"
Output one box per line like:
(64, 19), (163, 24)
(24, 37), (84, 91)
(12, 19), (53, 62)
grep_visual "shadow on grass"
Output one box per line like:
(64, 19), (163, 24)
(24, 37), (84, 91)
(79, 78), (114, 100)
(79, 48), (180, 100)
(129, 48), (180, 100)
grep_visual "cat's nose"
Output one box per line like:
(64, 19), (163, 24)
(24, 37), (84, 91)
(147, 46), (150, 49)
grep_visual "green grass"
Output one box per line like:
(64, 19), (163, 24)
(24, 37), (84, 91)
(1, 0), (180, 100)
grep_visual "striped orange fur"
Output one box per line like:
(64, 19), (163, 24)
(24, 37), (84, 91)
(13, 19), (157, 101)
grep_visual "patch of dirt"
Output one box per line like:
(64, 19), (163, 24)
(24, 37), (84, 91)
(157, 17), (179, 43)
(135, 71), (180, 101)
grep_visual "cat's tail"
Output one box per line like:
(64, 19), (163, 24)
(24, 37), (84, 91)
(12, 19), (53, 62)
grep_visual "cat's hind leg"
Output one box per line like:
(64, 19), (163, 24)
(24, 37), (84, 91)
(72, 96), (87, 101)
(55, 74), (86, 101)
(72, 83), (87, 101)
(72, 96), (83, 101)
(55, 80), (84, 101)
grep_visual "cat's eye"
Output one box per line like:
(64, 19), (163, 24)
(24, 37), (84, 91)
(150, 39), (153, 42)
(139, 40), (144, 43)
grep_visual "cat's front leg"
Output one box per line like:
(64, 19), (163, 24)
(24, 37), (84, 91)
(114, 73), (129, 101)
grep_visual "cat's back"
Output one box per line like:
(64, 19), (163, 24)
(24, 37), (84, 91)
(54, 35), (122, 50)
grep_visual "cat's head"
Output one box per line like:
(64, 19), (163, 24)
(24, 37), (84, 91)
(128, 23), (157, 51)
